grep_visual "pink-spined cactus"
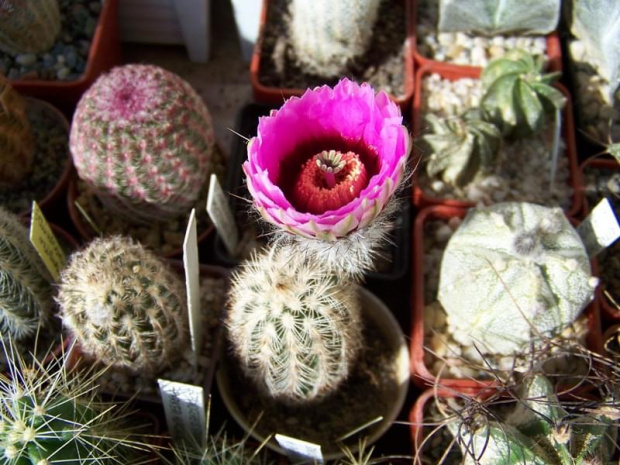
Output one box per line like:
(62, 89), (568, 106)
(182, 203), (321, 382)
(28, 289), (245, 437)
(70, 64), (215, 224)
(243, 79), (410, 278)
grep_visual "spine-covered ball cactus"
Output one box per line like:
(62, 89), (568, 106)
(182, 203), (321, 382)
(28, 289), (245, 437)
(481, 49), (566, 137)
(0, 74), (34, 187)
(57, 236), (188, 373)
(226, 245), (362, 404)
(422, 109), (502, 187)
(288, 0), (381, 78)
(0, 207), (54, 343)
(69, 64), (216, 224)
(0, 0), (60, 54)
(438, 202), (596, 355)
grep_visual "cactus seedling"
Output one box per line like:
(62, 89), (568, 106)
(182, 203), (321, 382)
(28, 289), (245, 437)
(0, 0), (61, 54)
(57, 236), (188, 374)
(438, 202), (596, 355)
(481, 49), (566, 137)
(226, 245), (362, 404)
(423, 109), (502, 187)
(70, 64), (216, 224)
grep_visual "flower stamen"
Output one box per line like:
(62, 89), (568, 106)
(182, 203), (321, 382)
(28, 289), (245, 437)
(316, 150), (346, 188)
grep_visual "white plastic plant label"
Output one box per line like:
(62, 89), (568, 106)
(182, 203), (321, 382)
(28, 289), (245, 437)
(206, 173), (239, 255)
(275, 434), (324, 464)
(577, 198), (620, 257)
(158, 379), (206, 450)
(183, 209), (202, 367)
(29, 201), (66, 280)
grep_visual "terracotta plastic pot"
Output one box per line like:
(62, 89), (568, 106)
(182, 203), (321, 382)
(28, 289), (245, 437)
(411, 1), (562, 74)
(11, 0), (121, 116)
(410, 204), (604, 391)
(411, 64), (583, 219)
(250, 0), (415, 114)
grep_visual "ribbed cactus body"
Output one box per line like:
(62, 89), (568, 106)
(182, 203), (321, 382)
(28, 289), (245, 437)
(423, 109), (502, 187)
(288, 0), (381, 77)
(57, 236), (188, 373)
(0, 0), (60, 54)
(0, 208), (53, 343)
(226, 246), (362, 404)
(439, 202), (595, 355)
(0, 75), (34, 187)
(70, 64), (215, 224)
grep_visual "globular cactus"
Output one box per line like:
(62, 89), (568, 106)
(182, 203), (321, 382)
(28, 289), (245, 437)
(57, 236), (188, 374)
(439, 202), (596, 355)
(0, 207), (54, 344)
(437, 0), (560, 36)
(448, 375), (618, 464)
(0, 74), (34, 188)
(0, 341), (152, 464)
(288, 0), (381, 78)
(481, 49), (566, 137)
(70, 64), (216, 224)
(423, 109), (502, 187)
(0, 0), (60, 54)
(226, 245), (362, 404)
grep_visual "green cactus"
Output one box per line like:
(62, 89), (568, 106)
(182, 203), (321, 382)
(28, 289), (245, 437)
(0, 339), (153, 464)
(57, 236), (188, 374)
(481, 49), (566, 137)
(0, 0), (60, 54)
(423, 109), (502, 187)
(438, 202), (596, 355)
(226, 245), (362, 404)
(288, 0), (381, 78)
(0, 207), (54, 344)
(69, 64), (216, 224)
(0, 74), (34, 188)
(448, 375), (618, 464)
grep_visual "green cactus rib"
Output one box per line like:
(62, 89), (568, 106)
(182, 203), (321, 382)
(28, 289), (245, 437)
(0, 0), (61, 54)
(57, 236), (188, 374)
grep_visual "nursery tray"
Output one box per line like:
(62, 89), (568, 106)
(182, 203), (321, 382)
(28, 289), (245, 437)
(213, 103), (411, 281)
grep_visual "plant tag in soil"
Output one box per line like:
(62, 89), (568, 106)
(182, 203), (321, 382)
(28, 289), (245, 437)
(206, 173), (239, 255)
(577, 198), (620, 257)
(183, 208), (202, 367)
(158, 379), (206, 450)
(275, 434), (324, 464)
(29, 201), (66, 280)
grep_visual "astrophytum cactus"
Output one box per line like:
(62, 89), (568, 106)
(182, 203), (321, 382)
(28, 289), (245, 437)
(288, 0), (381, 77)
(226, 244), (362, 404)
(423, 109), (502, 187)
(243, 78), (409, 277)
(0, 0), (60, 54)
(0, 74), (34, 188)
(438, 202), (596, 355)
(57, 236), (188, 373)
(70, 64), (215, 224)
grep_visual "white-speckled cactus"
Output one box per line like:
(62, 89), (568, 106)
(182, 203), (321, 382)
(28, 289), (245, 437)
(0, 0), (60, 54)
(70, 64), (215, 224)
(438, 202), (596, 355)
(288, 0), (381, 78)
(226, 245), (362, 404)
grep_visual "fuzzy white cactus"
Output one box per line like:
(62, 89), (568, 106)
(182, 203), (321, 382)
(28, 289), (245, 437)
(438, 202), (596, 355)
(288, 0), (381, 78)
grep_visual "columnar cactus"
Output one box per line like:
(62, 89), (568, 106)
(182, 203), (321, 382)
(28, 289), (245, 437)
(70, 64), (216, 224)
(481, 50), (566, 137)
(288, 0), (381, 78)
(0, 207), (54, 344)
(0, 74), (34, 187)
(226, 245), (362, 404)
(423, 109), (502, 187)
(57, 236), (188, 373)
(449, 375), (618, 464)
(0, 0), (60, 54)
(438, 202), (596, 355)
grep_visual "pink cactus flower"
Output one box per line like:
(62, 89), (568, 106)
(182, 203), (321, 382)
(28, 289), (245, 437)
(244, 79), (409, 242)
